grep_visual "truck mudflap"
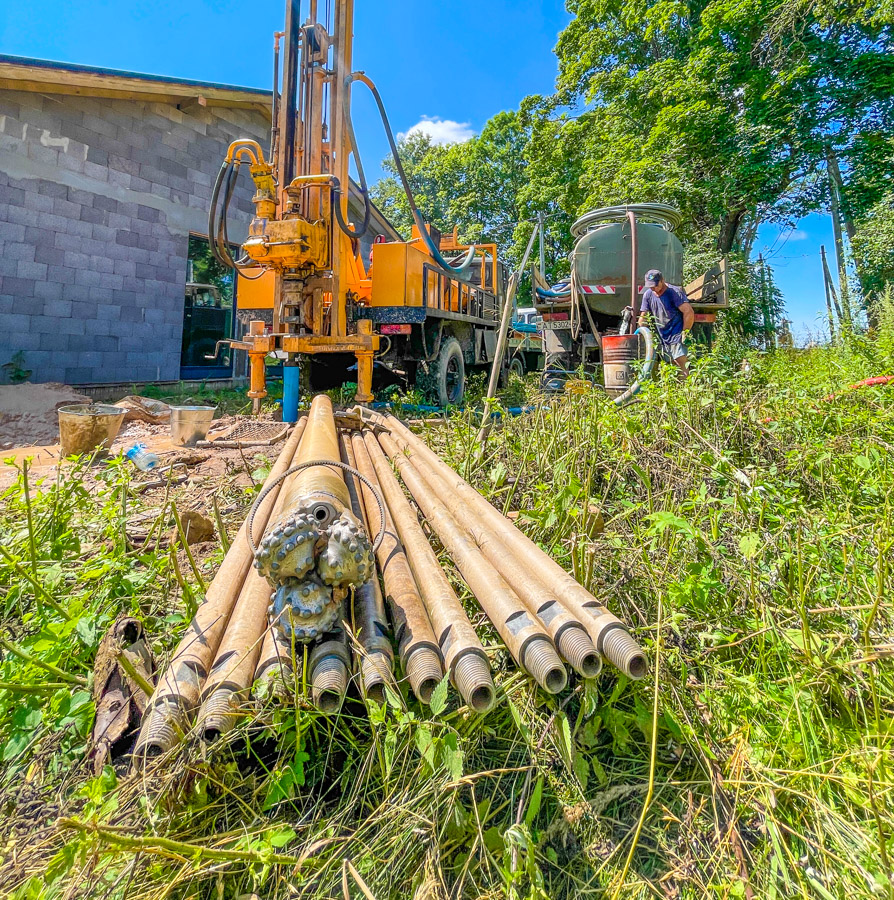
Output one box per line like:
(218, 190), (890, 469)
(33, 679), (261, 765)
(479, 328), (498, 364)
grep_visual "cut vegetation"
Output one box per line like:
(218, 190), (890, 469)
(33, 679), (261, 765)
(1, 314), (892, 898)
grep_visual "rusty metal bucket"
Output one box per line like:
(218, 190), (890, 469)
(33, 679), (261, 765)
(602, 333), (645, 397)
(170, 406), (216, 446)
(57, 404), (126, 457)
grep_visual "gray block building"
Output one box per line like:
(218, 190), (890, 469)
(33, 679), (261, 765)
(0, 55), (395, 386)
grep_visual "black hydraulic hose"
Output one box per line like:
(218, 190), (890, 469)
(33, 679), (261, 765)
(347, 73), (476, 278)
(218, 161), (239, 267)
(208, 161), (231, 268)
(208, 158), (264, 278)
(332, 78), (371, 240)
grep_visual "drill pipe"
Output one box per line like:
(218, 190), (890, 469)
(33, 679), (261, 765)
(256, 395), (373, 640)
(377, 431), (567, 695)
(339, 432), (396, 705)
(375, 412), (647, 680)
(361, 430), (495, 713)
(350, 431), (444, 703)
(253, 626), (294, 702)
(196, 573), (279, 742)
(133, 418), (307, 760)
(309, 621), (352, 713)
(198, 426), (313, 742)
(372, 432), (600, 679)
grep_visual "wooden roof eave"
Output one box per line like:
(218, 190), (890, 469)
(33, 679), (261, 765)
(0, 61), (271, 117)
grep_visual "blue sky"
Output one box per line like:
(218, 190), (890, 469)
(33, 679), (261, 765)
(0, 0), (837, 336)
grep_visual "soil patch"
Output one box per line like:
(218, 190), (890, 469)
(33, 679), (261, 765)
(0, 383), (92, 451)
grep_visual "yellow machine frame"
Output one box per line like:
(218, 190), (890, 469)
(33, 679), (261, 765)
(219, 0), (378, 407)
(215, 1), (506, 411)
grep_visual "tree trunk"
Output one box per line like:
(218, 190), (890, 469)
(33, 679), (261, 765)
(827, 145), (868, 309)
(717, 208), (746, 254)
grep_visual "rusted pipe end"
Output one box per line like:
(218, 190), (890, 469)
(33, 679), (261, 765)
(360, 651), (394, 706)
(254, 664), (294, 705)
(523, 638), (567, 694)
(311, 654), (349, 713)
(132, 699), (188, 763)
(452, 652), (496, 714)
(197, 687), (241, 743)
(602, 626), (649, 680)
(557, 626), (602, 679)
(405, 646), (443, 704)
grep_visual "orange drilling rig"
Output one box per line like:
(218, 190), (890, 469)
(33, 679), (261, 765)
(210, 0), (508, 414)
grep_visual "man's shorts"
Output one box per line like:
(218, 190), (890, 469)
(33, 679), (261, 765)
(657, 339), (688, 364)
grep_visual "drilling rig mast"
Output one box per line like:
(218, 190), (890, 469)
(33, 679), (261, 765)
(211, 0), (378, 407)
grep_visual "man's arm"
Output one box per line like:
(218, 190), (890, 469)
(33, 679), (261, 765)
(637, 293), (651, 328)
(679, 301), (695, 333)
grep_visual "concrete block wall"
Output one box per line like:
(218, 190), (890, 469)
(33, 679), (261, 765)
(0, 89), (268, 384)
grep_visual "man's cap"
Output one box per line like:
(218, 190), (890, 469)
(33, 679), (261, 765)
(644, 269), (662, 287)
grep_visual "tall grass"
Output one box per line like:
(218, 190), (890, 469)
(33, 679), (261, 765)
(1, 332), (892, 899)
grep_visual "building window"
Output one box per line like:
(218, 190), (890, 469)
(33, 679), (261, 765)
(180, 235), (236, 377)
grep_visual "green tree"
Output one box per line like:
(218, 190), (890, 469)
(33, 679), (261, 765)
(371, 112), (546, 270)
(547, 0), (894, 254)
(851, 192), (894, 298)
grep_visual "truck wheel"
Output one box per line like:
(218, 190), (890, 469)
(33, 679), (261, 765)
(509, 356), (525, 377)
(417, 336), (465, 406)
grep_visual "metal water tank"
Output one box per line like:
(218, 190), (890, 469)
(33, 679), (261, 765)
(571, 204), (684, 316)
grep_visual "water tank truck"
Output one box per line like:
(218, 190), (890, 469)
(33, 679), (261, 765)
(534, 204), (728, 394)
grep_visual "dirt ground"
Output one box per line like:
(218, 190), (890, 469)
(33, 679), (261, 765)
(0, 404), (282, 493)
(0, 382), (93, 451)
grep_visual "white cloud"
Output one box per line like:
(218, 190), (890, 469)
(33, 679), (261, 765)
(398, 115), (475, 146)
(788, 228), (810, 241)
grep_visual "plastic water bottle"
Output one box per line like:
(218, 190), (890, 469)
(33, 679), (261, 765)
(125, 443), (159, 472)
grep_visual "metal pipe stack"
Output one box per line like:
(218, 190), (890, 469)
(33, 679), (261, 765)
(133, 398), (647, 765)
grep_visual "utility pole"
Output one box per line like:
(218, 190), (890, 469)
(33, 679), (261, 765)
(820, 245), (839, 340)
(537, 210), (545, 278)
(826, 148), (856, 243)
(758, 254), (772, 350)
(827, 158), (854, 328)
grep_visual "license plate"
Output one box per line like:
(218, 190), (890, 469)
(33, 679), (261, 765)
(542, 320), (571, 330)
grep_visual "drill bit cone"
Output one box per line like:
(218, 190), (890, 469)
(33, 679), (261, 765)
(257, 396), (373, 643)
(133, 419), (308, 763)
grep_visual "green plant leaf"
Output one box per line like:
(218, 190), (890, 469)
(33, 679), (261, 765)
(428, 673), (450, 716)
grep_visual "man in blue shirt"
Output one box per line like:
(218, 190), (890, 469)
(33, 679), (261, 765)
(637, 269), (695, 377)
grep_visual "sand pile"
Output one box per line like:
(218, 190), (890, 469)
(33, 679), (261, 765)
(0, 383), (93, 450)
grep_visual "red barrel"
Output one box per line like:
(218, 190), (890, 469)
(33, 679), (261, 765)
(602, 334), (644, 396)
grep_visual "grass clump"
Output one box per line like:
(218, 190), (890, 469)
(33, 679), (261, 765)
(1, 334), (893, 899)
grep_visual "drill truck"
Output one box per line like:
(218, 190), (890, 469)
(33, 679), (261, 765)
(210, 0), (508, 412)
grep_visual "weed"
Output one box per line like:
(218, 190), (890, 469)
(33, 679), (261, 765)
(1, 334), (893, 899)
